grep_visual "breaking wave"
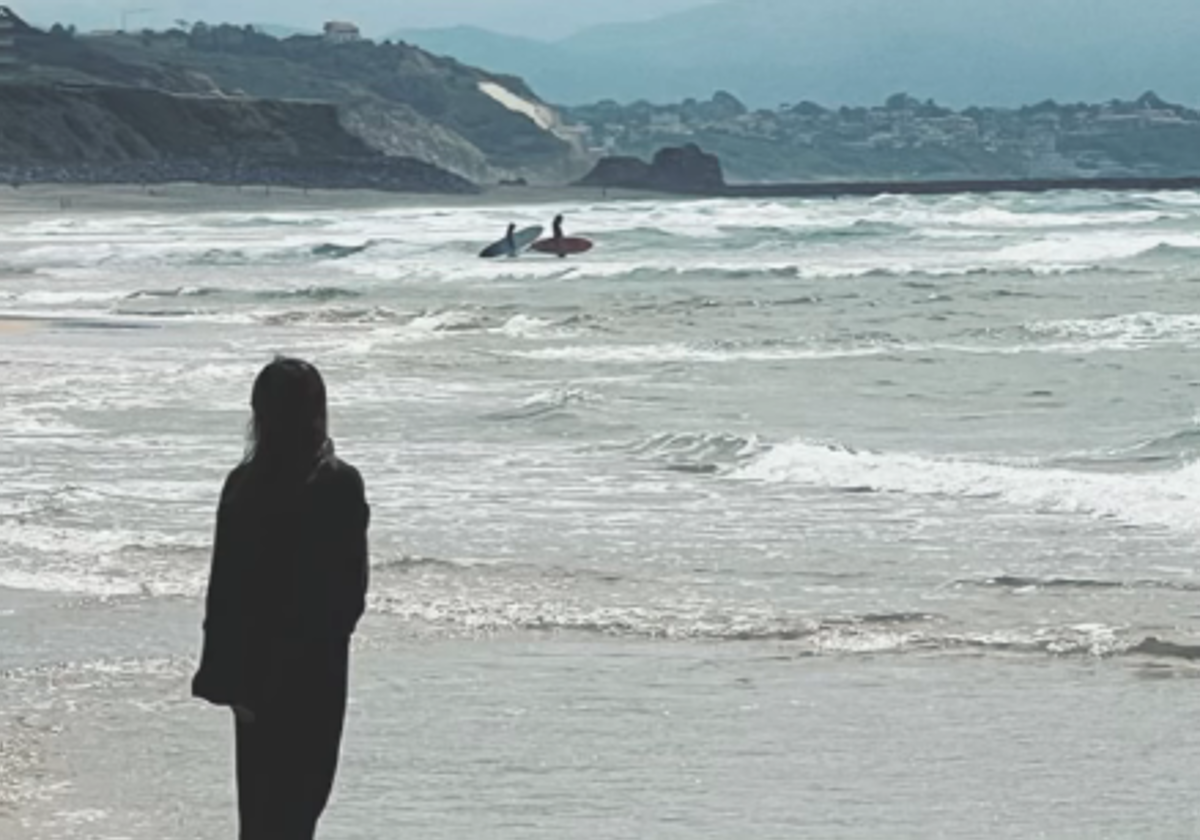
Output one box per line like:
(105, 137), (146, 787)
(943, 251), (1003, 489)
(730, 440), (1200, 533)
(620, 431), (767, 473)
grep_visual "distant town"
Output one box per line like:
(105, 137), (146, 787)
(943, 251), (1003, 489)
(564, 91), (1200, 183)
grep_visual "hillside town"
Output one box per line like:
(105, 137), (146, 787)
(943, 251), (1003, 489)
(564, 91), (1200, 182)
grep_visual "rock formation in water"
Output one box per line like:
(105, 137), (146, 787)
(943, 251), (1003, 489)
(575, 144), (726, 193)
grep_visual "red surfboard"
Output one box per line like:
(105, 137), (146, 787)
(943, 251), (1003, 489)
(530, 236), (593, 256)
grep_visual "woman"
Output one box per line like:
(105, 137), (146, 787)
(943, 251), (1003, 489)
(192, 357), (370, 840)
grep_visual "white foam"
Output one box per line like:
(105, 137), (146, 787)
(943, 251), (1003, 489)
(992, 231), (1200, 265)
(732, 441), (1200, 534)
(12, 289), (131, 306)
(507, 343), (890, 364)
(1026, 312), (1200, 347)
(4, 190), (1194, 297)
(491, 314), (566, 339)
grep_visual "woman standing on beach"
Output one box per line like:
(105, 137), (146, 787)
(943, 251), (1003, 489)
(192, 357), (370, 840)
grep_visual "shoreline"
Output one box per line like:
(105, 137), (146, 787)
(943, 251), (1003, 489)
(3, 174), (1199, 217)
(718, 174), (1200, 199)
(0, 183), (671, 215)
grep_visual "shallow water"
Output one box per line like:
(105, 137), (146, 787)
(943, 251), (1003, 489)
(3, 191), (1200, 838)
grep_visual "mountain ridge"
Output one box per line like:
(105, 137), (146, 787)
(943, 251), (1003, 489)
(397, 0), (1200, 107)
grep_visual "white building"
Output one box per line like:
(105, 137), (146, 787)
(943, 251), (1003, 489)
(323, 21), (360, 43)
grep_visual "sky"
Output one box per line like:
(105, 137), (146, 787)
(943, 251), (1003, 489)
(27, 0), (715, 38)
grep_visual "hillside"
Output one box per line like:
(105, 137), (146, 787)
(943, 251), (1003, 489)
(0, 14), (476, 193)
(0, 83), (477, 193)
(566, 91), (1200, 183)
(16, 19), (587, 183)
(398, 0), (1200, 107)
(0, 83), (368, 162)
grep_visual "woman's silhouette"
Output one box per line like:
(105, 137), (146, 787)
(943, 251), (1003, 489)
(193, 357), (370, 840)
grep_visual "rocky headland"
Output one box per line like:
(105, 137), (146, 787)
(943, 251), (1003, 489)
(574, 143), (725, 193)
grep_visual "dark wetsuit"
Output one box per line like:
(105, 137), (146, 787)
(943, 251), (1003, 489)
(193, 450), (369, 840)
(552, 216), (566, 257)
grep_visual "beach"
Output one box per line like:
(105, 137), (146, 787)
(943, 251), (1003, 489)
(0, 183), (657, 216)
(3, 184), (1200, 838)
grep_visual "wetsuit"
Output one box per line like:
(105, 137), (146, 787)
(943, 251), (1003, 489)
(552, 216), (565, 257)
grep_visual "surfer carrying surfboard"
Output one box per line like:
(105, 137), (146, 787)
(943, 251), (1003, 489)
(551, 215), (566, 258)
(479, 224), (544, 258)
(528, 218), (594, 258)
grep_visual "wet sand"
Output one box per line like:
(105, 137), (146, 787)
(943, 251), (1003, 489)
(0, 316), (41, 335)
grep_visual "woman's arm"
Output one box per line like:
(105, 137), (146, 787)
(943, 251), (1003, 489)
(332, 464), (370, 638)
(191, 472), (248, 706)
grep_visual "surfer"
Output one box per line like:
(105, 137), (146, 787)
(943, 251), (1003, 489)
(551, 214), (567, 258)
(504, 223), (517, 257)
(192, 357), (370, 840)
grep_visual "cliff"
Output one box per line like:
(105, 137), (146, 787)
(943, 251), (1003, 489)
(15, 19), (588, 184)
(0, 83), (477, 193)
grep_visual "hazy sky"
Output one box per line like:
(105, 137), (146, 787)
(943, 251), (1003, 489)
(28, 0), (716, 38)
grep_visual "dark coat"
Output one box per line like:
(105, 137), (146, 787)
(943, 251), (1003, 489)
(192, 451), (369, 710)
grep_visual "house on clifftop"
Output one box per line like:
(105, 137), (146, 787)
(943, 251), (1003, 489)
(323, 21), (361, 43)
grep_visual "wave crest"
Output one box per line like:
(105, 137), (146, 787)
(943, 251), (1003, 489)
(731, 439), (1200, 533)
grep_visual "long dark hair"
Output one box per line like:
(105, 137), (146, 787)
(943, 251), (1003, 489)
(244, 356), (330, 479)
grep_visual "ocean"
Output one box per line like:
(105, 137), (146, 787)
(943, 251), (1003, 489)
(3, 190), (1200, 838)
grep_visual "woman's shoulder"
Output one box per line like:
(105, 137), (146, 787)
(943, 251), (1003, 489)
(314, 455), (366, 497)
(218, 463), (251, 503)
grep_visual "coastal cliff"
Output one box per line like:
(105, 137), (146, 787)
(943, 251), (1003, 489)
(0, 83), (477, 193)
(13, 14), (588, 184)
